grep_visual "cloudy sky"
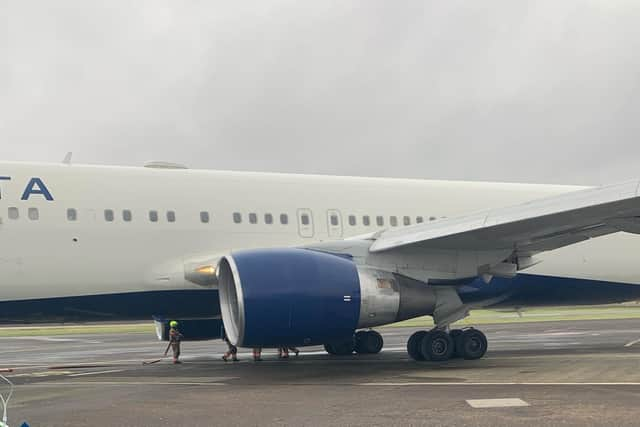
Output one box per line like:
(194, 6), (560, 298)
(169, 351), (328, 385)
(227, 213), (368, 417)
(1, 1), (639, 184)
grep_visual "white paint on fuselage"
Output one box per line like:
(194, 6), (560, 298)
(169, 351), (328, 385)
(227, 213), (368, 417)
(0, 161), (638, 302)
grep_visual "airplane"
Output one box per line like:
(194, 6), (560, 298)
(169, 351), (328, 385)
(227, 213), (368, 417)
(2, 160), (640, 361)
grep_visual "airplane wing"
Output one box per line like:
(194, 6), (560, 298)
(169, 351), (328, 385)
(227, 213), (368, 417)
(369, 180), (640, 256)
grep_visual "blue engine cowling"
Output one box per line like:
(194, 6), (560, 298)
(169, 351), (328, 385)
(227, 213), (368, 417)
(217, 248), (362, 347)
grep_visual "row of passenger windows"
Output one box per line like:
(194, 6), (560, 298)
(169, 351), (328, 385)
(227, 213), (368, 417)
(234, 212), (437, 227)
(8, 207), (38, 220)
(342, 214), (435, 227)
(6, 207), (179, 223)
(233, 212), (289, 225)
(6, 207), (438, 227)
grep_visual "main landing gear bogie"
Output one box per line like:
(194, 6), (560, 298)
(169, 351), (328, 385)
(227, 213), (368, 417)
(407, 328), (487, 362)
(324, 330), (384, 356)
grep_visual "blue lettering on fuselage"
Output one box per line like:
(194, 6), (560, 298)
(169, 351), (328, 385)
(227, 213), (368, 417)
(21, 177), (54, 201)
(0, 176), (11, 200)
(2, 176), (54, 201)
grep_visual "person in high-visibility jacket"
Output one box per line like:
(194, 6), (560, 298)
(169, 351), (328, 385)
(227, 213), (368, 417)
(164, 320), (184, 364)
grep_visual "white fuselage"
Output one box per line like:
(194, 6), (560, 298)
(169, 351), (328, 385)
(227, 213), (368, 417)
(1, 161), (640, 304)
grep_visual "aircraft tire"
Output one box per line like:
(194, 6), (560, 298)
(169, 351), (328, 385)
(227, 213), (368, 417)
(324, 343), (337, 355)
(420, 330), (454, 362)
(407, 331), (427, 361)
(354, 331), (369, 354)
(449, 329), (463, 358)
(325, 337), (355, 356)
(364, 330), (384, 354)
(457, 328), (488, 360)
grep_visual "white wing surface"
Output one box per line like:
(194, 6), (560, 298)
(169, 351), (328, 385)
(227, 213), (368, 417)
(370, 180), (640, 255)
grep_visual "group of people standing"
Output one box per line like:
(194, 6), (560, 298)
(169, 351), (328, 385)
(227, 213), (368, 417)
(222, 326), (299, 362)
(165, 322), (302, 364)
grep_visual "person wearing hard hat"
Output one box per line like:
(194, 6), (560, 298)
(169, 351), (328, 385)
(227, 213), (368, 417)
(164, 320), (184, 364)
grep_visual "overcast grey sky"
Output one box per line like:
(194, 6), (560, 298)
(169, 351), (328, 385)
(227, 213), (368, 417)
(1, 1), (639, 184)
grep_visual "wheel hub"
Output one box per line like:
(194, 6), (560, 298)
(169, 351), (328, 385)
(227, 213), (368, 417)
(432, 338), (447, 355)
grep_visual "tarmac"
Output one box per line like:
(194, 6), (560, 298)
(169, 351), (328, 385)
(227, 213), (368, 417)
(2, 318), (640, 426)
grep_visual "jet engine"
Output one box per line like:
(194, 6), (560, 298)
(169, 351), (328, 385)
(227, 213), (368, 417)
(217, 248), (437, 347)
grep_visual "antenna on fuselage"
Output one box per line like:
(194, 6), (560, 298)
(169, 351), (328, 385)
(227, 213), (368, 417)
(62, 152), (73, 165)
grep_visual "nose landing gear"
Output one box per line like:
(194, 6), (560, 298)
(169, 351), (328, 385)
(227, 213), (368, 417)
(407, 328), (487, 361)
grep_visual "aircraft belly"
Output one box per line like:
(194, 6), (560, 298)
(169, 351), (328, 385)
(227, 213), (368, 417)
(0, 289), (220, 323)
(525, 233), (640, 285)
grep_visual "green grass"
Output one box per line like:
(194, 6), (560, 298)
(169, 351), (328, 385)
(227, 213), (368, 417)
(388, 305), (640, 328)
(0, 323), (155, 337)
(2, 305), (640, 337)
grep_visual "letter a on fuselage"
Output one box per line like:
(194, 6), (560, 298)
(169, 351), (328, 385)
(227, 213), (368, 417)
(21, 177), (54, 201)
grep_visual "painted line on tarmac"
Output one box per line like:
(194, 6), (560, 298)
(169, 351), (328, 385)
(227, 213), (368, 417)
(467, 398), (529, 408)
(360, 382), (640, 386)
(68, 369), (125, 377)
(624, 338), (640, 347)
(9, 336), (102, 344)
(299, 347), (406, 356)
(10, 370), (74, 378)
(37, 381), (227, 386)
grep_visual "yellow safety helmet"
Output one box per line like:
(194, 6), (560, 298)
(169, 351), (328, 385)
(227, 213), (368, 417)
(170, 320), (178, 328)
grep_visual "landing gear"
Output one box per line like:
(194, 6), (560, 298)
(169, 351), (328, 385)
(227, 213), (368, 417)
(421, 330), (454, 361)
(453, 328), (488, 360)
(324, 330), (384, 356)
(407, 331), (427, 361)
(407, 328), (487, 361)
(355, 330), (384, 354)
(324, 336), (356, 355)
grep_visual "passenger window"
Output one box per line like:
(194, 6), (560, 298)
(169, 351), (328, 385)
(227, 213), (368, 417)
(123, 210), (132, 222)
(348, 215), (356, 226)
(233, 212), (242, 224)
(280, 213), (288, 225)
(429, 216), (436, 221)
(264, 213), (273, 224)
(416, 216), (424, 224)
(200, 211), (210, 223)
(376, 216), (384, 226)
(390, 216), (398, 227)
(67, 208), (77, 221)
(167, 211), (176, 223)
(28, 208), (39, 221)
(104, 209), (114, 222)
(330, 214), (339, 226)
(363, 215), (370, 226)
(249, 213), (257, 224)
(301, 214), (310, 225)
(149, 210), (159, 222)
(8, 207), (18, 220)
(403, 216), (411, 226)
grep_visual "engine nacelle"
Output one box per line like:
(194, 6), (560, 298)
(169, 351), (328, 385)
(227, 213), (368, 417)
(217, 248), (436, 347)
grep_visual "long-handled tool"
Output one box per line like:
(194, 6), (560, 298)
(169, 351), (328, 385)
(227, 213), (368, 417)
(142, 358), (163, 365)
